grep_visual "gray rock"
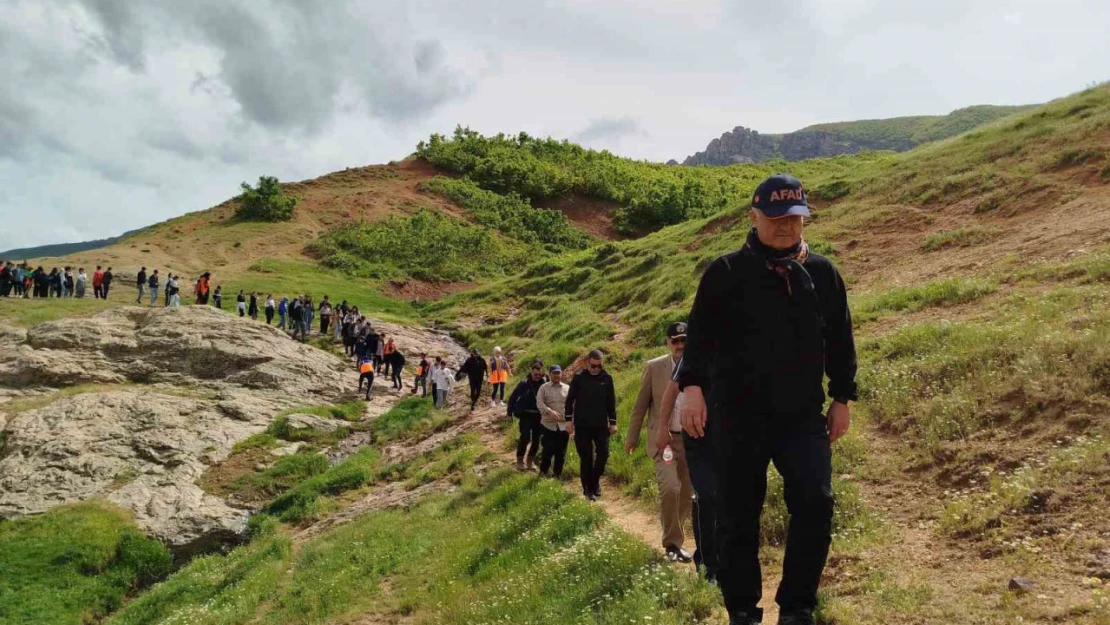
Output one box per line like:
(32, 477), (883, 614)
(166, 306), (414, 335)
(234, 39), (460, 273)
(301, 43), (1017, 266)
(1008, 577), (1035, 594)
(285, 413), (340, 433)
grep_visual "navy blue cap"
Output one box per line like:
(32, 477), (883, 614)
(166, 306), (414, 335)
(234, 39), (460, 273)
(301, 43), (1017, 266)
(549, 365), (562, 373)
(752, 174), (810, 218)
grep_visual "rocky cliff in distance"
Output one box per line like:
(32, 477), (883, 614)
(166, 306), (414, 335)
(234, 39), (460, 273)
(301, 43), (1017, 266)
(682, 104), (1034, 165)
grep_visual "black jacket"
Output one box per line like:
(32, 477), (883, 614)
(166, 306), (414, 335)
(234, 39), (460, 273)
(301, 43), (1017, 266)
(507, 376), (547, 418)
(137, 270), (146, 286)
(459, 354), (488, 383)
(391, 350), (406, 369)
(102, 271), (113, 285)
(565, 369), (617, 428)
(676, 243), (857, 420)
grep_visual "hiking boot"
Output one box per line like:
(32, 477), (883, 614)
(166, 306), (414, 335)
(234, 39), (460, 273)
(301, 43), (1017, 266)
(665, 546), (693, 563)
(776, 610), (814, 625)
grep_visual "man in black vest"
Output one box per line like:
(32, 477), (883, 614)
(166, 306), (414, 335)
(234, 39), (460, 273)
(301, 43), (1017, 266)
(677, 174), (857, 625)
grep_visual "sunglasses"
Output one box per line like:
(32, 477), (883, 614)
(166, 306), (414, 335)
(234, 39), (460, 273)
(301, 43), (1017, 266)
(587, 362), (602, 370)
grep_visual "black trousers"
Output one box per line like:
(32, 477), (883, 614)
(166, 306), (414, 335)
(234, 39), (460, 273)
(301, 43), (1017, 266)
(573, 425), (610, 496)
(412, 376), (427, 396)
(265, 308), (274, 324)
(491, 382), (506, 401)
(102, 284), (110, 299)
(540, 428), (569, 476)
(712, 416), (833, 617)
(468, 378), (483, 408)
(358, 372), (375, 397)
(684, 429), (719, 581)
(320, 316), (330, 335)
(515, 414), (542, 460)
(391, 369), (403, 389)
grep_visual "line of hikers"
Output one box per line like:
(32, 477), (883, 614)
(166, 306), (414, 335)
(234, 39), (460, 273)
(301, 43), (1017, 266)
(0, 262), (116, 299)
(421, 174), (858, 625)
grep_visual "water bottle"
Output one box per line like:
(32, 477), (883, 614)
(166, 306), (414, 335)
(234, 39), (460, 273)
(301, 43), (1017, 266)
(662, 445), (674, 465)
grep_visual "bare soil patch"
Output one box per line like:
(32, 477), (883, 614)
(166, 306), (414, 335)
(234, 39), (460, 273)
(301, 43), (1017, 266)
(534, 194), (625, 241)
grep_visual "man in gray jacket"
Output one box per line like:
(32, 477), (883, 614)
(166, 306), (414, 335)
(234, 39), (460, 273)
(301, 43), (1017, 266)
(625, 322), (694, 562)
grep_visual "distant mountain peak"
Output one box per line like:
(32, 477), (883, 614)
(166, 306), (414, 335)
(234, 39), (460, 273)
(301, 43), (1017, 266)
(681, 104), (1035, 166)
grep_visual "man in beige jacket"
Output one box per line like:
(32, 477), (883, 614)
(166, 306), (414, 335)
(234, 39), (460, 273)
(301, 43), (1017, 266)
(535, 364), (571, 477)
(624, 322), (694, 562)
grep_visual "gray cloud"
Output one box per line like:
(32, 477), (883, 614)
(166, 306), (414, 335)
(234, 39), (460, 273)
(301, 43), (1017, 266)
(574, 117), (647, 145)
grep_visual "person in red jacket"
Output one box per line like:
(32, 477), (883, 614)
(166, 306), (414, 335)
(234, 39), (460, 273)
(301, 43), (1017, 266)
(92, 266), (105, 299)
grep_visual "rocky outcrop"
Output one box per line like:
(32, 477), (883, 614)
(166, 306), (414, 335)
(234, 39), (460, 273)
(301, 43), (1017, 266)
(0, 306), (349, 555)
(683, 126), (780, 166)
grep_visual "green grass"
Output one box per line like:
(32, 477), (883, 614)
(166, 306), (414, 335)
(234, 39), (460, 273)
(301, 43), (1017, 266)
(220, 258), (416, 324)
(261, 446), (384, 523)
(921, 227), (997, 252)
(107, 472), (721, 625)
(0, 501), (172, 625)
(852, 277), (997, 322)
(370, 396), (449, 443)
(401, 434), (494, 489)
(860, 283), (1110, 456)
(0, 296), (117, 327)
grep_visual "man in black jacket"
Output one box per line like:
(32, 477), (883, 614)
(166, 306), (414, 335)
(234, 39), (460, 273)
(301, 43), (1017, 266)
(565, 350), (617, 501)
(458, 349), (488, 411)
(102, 267), (113, 299)
(136, 267), (147, 304)
(507, 360), (547, 471)
(677, 174), (857, 625)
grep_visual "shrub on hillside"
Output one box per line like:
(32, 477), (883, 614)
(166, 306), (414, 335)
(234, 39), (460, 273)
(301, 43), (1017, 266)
(310, 208), (530, 282)
(236, 176), (297, 222)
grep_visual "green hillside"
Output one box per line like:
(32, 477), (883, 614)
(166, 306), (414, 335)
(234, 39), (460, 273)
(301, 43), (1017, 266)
(2, 84), (1109, 625)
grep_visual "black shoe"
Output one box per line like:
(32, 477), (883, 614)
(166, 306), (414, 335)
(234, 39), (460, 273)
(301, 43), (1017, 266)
(777, 610), (814, 625)
(729, 612), (762, 625)
(665, 546), (693, 563)
(592, 487), (602, 499)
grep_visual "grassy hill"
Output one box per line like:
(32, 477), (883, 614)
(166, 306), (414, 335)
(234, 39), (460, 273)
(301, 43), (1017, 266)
(2, 85), (1108, 625)
(682, 104), (1035, 165)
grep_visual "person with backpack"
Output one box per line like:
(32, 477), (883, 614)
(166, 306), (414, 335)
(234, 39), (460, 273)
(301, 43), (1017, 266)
(565, 350), (618, 501)
(507, 360), (548, 471)
(458, 349), (488, 411)
(390, 348), (406, 390)
(536, 364), (571, 478)
(411, 353), (430, 397)
(146, 270), (158, 306)
(675, 174), (857, 625)
(136, 267), (147, 303)
(625, 322), (695, 564)
(213, 285), (223, 309)
(357, 353), (376, 400)
(489, 347), (511, 407)
(101, 267), (114, 299)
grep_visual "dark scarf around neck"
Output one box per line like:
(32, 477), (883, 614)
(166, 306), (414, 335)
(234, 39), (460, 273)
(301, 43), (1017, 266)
(744, 228), (813, 297)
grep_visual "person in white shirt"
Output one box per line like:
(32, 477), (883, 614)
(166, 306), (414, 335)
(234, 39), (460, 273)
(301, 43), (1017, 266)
(435, 361), (455, 409)
(535, 364), (571, 477)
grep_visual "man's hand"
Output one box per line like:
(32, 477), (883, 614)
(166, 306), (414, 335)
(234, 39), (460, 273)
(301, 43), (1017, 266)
(609, 424), (618, 436)
(652, 430), (672, 460)
(566, 422), (575, 436)
(624, 439), (637, 455)
(681, 386), (708, 438)
(827, 401), (851, 442)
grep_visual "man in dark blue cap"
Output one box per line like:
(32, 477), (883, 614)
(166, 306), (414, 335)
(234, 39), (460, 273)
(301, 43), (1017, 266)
(676, 174), (858, 625)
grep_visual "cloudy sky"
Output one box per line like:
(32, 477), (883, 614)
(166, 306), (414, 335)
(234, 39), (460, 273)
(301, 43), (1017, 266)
(1, 0), (1108, 251)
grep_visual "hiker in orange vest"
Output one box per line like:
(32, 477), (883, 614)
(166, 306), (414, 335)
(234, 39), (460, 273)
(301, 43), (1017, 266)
(358, 354), (375, 400)
(411, 352), (430, 397)
(382, 337), (396, 377)
(195, 272), (211, 305)
(489, 347), (511, 408)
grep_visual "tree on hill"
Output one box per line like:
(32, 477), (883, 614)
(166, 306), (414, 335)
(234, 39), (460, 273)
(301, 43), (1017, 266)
(236, 176), (297, 222)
